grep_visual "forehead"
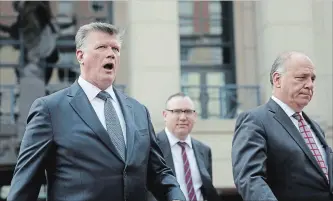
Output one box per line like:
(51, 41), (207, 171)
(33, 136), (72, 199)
(85, 31), (120, 46)
(287, 55), (315, 73)
(167, 96), (194, 109)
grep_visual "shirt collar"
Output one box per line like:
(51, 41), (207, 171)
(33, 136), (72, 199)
(271, 96), (303, 118)
(78, 76), (116, 101)
(165, 127), (192, 148)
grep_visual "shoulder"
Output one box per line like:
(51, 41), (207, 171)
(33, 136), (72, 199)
(239, 103), (267, 117)
(156, 130), (167, 141)
(236, 103), (269, 125)
(192, 137), (211, 152)
(41, 87), (70, 107)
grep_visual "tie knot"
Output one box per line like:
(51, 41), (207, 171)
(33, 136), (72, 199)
(177, 141), (187, 149)
(292, 112), (303, 121)
(96, 91), (112, 101)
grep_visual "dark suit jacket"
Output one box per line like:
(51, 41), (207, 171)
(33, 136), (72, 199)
(148, 130), (220, 201)
(7, 81), (185, 201)
(232, 98), (333, 201)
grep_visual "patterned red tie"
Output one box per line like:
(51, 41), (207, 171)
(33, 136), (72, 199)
(293, 112), (329, 180)
(178, 142), (197, 201)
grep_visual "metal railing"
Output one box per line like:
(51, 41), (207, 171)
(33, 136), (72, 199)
(182, 84), (261, 119)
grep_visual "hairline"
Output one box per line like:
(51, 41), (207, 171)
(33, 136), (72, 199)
(165, 92), (195, 110)
(75, 22), (124, 50)
(270, 51), (298, 85)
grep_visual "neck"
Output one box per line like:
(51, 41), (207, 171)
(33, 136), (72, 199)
(273, 94), (303, 112)
(174, 133), (189, 141)
(80, 75), (111, 91)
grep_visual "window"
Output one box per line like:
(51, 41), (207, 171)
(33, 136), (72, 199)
(180, 35), (225, 68)
(209, 1), (222, 34)
(56, 1), (75, 36)
(179, 1), (194, 35)
(179, 1), (236, 119)
(57, 1), (73, 15)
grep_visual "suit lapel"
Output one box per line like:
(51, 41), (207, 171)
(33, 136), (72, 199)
(67, 81), (124, 162)
(192, 139), (219, 201)
(192, 140), (213, 190)
(157, 131), (176, 173)
(113, 88), (136, 164)
(268, 99), (328, 181)
(192, 140), (209, 179)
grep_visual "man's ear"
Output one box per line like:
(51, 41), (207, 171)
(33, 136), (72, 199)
(76, 49), (84, 65)
(193, 111), (198, 123)
(272, 72), (282, 88)
(162, 110), (168, 122)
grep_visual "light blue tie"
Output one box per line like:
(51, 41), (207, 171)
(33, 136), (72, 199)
(97, 91), (126, 160)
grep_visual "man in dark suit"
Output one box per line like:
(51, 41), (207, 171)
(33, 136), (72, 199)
(150, 93), (220, 201)
(232, 51), (333, 201)
(7, 22), (185, 201)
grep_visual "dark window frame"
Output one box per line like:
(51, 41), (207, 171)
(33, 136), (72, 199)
(179, 1), (237, 119)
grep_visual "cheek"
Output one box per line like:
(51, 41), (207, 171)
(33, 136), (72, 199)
(188, 121), (195, 128)
(86, 52), (102, 61)
(166, 117), (178, 127)
(291, 84), (306, 97)
(295, 83), (306, 91)
(83, 55), (93, 65)
(290, 87), (301, 96)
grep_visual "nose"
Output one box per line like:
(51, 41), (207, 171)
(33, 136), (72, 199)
(179, 112), (187, 120)
(106, 47), (116, 59)
(305, 78), (314, 90)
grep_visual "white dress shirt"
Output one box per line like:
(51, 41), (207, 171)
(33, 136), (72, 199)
(78, 76), (126, 144)
(271, 96), (327, 166)
(165, 128), (204, 201)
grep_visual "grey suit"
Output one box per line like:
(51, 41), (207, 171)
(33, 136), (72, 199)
(232, 98), (333, 201)
(7, 81), (185, 201)
(148, 130), (220, 201)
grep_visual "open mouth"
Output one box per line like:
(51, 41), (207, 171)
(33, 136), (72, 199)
(103, 63), (114, 70)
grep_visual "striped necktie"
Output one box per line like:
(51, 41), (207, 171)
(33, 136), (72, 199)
(178, 141), (197, 201)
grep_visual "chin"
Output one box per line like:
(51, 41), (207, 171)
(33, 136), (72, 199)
(98, 79), (113, 90)
(102, 76), (114, 83)
(296, 100), (310, 109)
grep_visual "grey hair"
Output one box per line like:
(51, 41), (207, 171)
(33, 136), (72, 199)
(75, 22), (124, 49)
(269, 51), (296, 85)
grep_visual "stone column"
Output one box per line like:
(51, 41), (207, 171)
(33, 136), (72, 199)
(125, 0), (181, 128)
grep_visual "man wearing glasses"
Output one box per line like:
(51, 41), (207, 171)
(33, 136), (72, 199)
(149, 92), (220, 201)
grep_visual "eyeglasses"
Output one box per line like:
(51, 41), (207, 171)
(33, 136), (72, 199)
(165, 109), (196, 115)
